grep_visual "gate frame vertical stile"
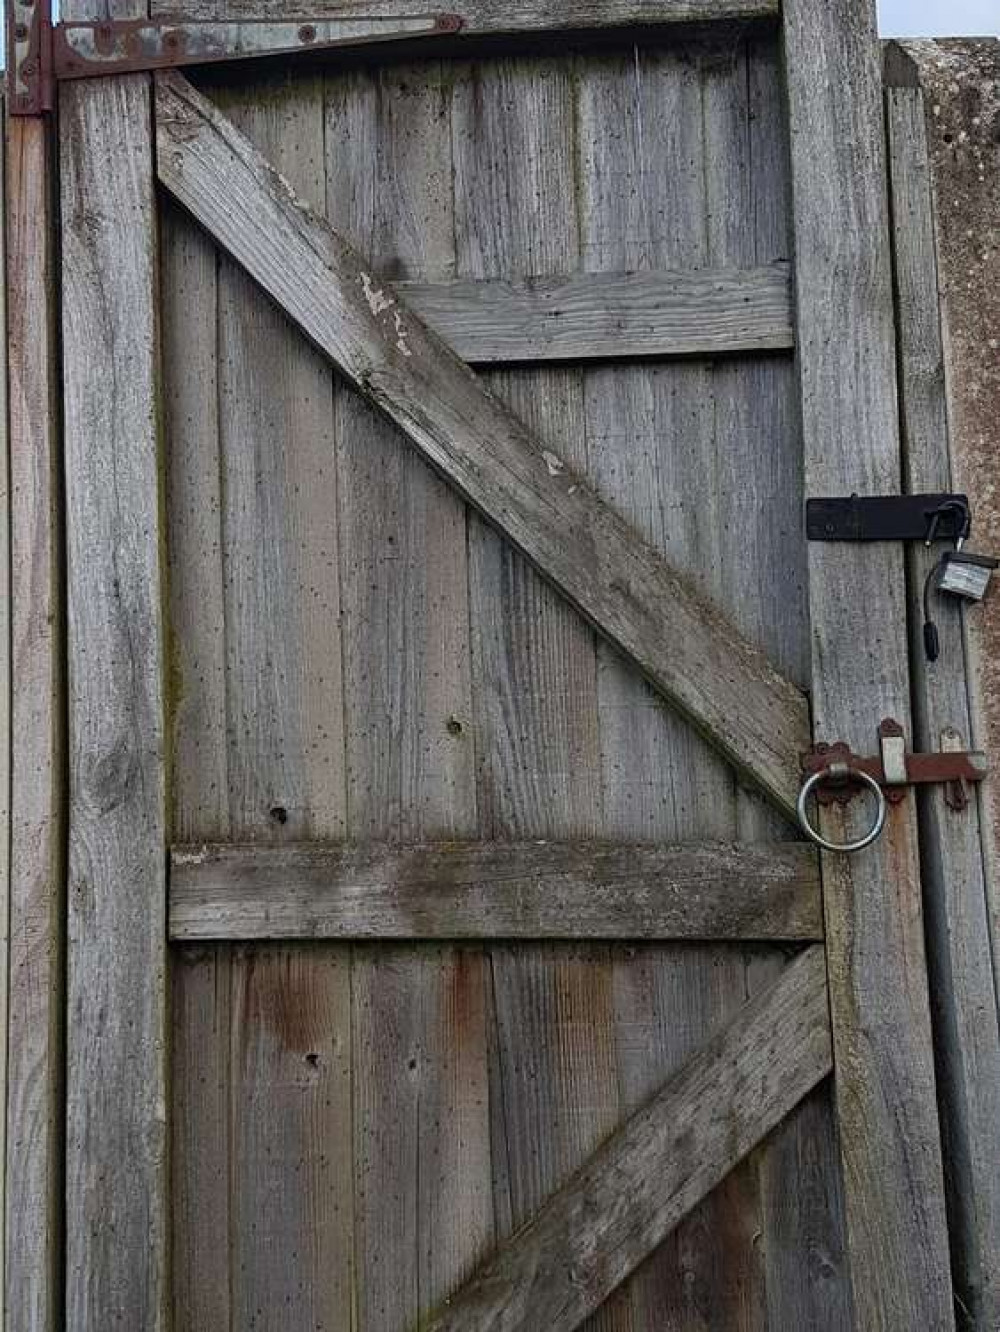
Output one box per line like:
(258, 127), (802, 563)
(783, 1), (955, 1328)
(0, 90), (9, 1332)
(4, 78), (64, 1332)
(58, 0), (169, 1323)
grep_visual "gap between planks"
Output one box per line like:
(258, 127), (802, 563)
(169, 839), (823, 941)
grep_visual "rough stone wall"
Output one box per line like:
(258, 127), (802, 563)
(909, 39), (1000, 886)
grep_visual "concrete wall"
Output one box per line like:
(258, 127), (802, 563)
(907, 39), (1000, 886)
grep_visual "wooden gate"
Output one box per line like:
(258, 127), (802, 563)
(4, 1), (966, 1329)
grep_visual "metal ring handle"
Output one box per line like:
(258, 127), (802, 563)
(797, 768), (887, 854)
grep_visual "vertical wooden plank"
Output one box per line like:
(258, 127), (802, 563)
(324, 61), (491, 1331)
(170, 945), (231, 1332)
(4, 113), (63, 1332)
(608, 946), (767, 1330)
(207, 72), (352, 1330)
(0, 99), (8, 1332)
(450, 54), (628, 1332)
(578, 45), (737, 845)
(886, 50), (1000, 1330)
(783, 2), (955, 1326)
(215, 78), (345, 843)
(736, 37), (853, 1330)
(229, 942), (353, 1327)
(577, 44), (740, 1331)
(160, 155), (234, 1329)
(60, 71), (167, 1327)
(577, 40), (822, 1328)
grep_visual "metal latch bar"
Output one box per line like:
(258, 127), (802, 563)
(801, 718), (988, 811)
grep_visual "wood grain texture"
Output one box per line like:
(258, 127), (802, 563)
(448, 54), (623, 1332)
(425, 947), (832, 1332)
(60, 74), (167, 1329)
(153, 0), (778, 28)
(0, 102), (8, 1332)
(783, 3), (955, 1327)
(323, 59), (492, 1331)
(160, 166), (232, 1332)
(731, 41), (851, 1328)
(169, 944), (231, 1332)
(155, 68), (809, 818)
(169, 839), (823, 941)
(208, 76), (352, 1329)
(886, 53), (1000, 1331)
(576, 42), (796, 1330)
(4, 116), (63, 1332)
(397, 263), (794, 364)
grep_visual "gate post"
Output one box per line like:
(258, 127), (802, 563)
(886, 38), (1000, 1331)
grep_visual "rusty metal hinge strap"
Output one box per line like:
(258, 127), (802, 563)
(8, 12), (464, 114)
(8, 0), (55, 116)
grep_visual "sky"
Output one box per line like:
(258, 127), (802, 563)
(879, 0), (1000, 34)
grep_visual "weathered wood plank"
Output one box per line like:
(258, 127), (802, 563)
(229, 943), (354, 1327)
(169, 839), (823, 941)
(155, 69), (809, 817)
(161, 148), (232, 1332)
(578, 48), (737, 859)
(886, 47), (1000, 1331)
(731, 39), (852, 1326)
(577, 43), (769, 1329)
(397, 264), (794, 363)
(425, 946), (832, 1332)
(324, 60), (492, 1330)
(60, 73), (168, 1329)
(170, 945), (231, 1332)
(4, 114), (63, 1332)
(449, 55), (623, 1332)
(153, 0), (779, 30)
(0, 100), (8, 1332)
(208, 76), (352, 1329)
(783, 3), (955, 1327)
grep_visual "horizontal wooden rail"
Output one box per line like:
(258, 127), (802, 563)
(424, 947), (832, 1332)
(400, 265), (794, 363)
(148, 1), (780, 35)
(169, 840), (823, 941)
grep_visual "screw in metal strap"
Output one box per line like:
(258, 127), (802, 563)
(797, 765), (888, 854)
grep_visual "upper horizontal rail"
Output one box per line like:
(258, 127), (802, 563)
(147, 0), (779, 37)
(9, 0), (780, 113)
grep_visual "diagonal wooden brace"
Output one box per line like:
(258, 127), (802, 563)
(154, 69), (809, 817)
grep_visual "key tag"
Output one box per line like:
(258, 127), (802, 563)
(923, 500), (999, 662)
